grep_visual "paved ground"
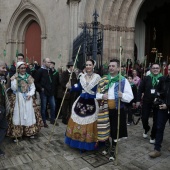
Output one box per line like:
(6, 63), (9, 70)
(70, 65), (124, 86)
(0, 118), (170, 170)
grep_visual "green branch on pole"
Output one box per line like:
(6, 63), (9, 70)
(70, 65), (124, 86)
(3, 49), (6, 57)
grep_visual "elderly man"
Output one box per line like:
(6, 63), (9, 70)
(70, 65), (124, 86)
(0, 61), (8, 156)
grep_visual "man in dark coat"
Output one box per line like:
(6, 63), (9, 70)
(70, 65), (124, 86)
(60, 61), (77, 124)
(149, 64), (170, 158)
(35, 58), (56, 127)
(50, 61), (59, 118)
(136, 63), (162, 144)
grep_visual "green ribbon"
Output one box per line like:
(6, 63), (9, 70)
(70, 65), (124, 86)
(149, 73), (162, 87)
(53, 69), (58, 76)
(105, 73), (124, 90)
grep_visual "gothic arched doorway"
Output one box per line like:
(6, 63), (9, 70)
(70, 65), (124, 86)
(25, 21), (41, 64)
(135, 0), (170, 64)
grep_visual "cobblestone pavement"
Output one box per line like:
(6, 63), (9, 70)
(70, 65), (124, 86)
(0, 119), (170, 170)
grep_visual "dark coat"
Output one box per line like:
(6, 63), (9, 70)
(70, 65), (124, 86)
(35, 67), (56, 96)
(137, 75), (162, 103)
(60, 70), (77, 99)
(51, 69), (59, 98)
(157, 76), (170, 108)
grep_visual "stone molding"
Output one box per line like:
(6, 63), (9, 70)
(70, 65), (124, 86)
(78, 22), (135, 32)
(6, 0), (47, 43)
(67, 0), (81, 5)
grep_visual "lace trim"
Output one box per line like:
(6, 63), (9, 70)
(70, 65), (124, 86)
(71, 97), (99, 125)
(80, 73), (101, 95)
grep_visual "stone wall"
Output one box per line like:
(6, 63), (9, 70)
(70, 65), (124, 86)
(0, 0), (146, 68)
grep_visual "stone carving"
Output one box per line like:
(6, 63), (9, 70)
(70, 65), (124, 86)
(79, 22), (135, 32)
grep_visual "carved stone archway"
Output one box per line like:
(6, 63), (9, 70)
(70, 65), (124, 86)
(78, 0), (145, 62)
(6, 0), (47, 63)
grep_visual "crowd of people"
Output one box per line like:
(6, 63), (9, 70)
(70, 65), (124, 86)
(0, 53), (170, 161)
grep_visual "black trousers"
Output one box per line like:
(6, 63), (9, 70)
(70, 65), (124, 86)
(0, 113), (8, 145)
(109, 108), (127, 140)
(142, 102), (158, 139)
(155, 109), (169, 151)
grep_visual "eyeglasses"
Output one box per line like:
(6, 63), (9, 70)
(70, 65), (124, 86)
(152, 67), (159, 70)
(20, 67), (26, 70)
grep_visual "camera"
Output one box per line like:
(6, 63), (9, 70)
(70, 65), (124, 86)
(153, 98), (164, 108)
(132, 106), (142, 117)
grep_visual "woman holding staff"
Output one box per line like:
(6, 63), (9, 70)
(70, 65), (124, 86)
(65, 59), (101, 151)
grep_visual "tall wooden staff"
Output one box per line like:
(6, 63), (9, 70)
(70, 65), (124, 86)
(115, 37), (122, 165)
(143, 55), (147, 79)
(14, 40), (21, 145)
(47, 45), (81, 144)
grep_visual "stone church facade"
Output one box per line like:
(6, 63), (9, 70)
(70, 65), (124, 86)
(0, 0), (169, 67)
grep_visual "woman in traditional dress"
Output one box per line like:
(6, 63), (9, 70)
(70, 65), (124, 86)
(7, 62), (43, 141)
(65, 59), (101, 151)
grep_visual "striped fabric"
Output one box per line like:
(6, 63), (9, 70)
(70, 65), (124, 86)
(97, 100), (110, 141)
(97, 76), (110, 142)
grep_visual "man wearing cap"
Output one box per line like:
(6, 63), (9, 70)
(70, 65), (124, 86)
(60, 61), (77, 124)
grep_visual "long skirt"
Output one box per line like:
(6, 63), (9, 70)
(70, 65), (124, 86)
(65, 97), (98, 150)
(7, 93), (43, 138)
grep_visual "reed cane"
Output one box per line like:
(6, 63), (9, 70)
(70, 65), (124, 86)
(47, 45), (81, 144)
(115, 37), (122, 165)
(12, 40), (20, 145)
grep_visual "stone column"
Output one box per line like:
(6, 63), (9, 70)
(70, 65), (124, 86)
(125, 30), (135, 60)
(68, 0), (81, 60)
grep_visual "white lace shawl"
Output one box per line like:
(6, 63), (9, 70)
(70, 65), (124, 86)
(80, 73), (101, 95)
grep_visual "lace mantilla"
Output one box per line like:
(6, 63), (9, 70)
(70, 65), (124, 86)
(80, 73), (101, 95)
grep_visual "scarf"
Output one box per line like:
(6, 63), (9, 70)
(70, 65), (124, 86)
(18, 73), (29, 84)
(149, 73), (162, 87)
(105, 73), (124, 90)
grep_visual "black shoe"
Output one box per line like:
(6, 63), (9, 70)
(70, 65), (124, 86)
(0, 149), (5, 156)
(62, 119), (68, 125)
(109, 146), (115, 161)
(102, 139), (110, 155)
(58, 115), (63, 119)
(44, 123), (49, 128)
(50, 121), (59, 126)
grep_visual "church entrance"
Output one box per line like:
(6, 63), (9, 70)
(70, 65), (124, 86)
(135, 0), (170, 65)
(25, 21), (41, 64)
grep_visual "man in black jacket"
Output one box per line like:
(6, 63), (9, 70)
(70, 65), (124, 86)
(149, 64), (170, 158)
(0, 61), (8, 156)
(60, 61), (77, 124)
(50, 61), (59, 118)
(35, 58), (56, 127)
(136, 63), (162, 144)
